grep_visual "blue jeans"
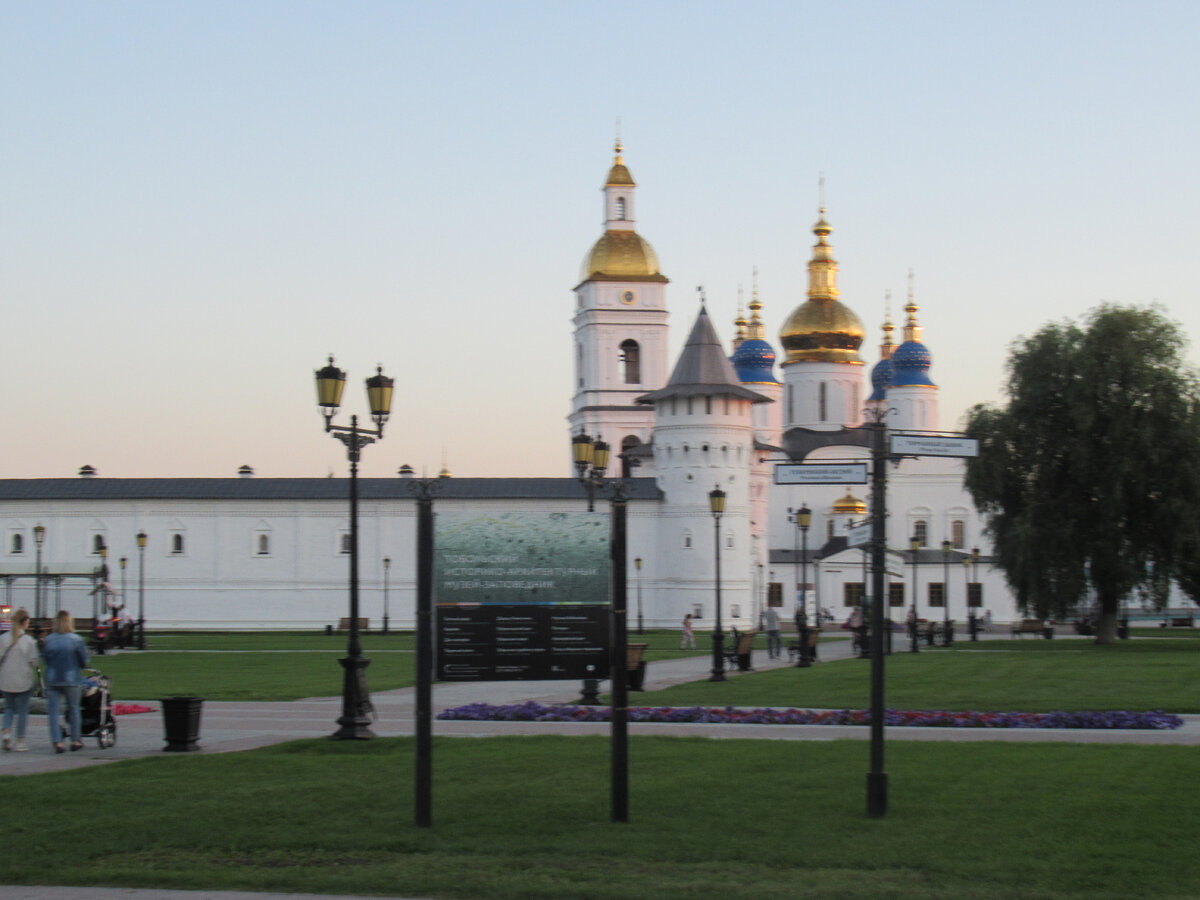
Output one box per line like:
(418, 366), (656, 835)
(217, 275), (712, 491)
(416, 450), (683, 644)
(767, 630), (782, 658)
(2, 689), (32, 739)
(46, 684), (82, 745)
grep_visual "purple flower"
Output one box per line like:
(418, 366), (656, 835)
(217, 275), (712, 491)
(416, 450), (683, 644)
(435, 704), (1183, 730)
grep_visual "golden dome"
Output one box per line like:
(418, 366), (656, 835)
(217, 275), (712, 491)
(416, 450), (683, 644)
(779, 207), (864, 364)
(780, 300), (865, 363)
(832, 492), (867, 515)
(580, 230), (664, 282)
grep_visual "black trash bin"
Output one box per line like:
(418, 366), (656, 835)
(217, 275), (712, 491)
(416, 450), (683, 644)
(161, 696), (204, 752)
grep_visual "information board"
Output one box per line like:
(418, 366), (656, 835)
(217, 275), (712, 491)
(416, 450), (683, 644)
(434, 511), (610, 681)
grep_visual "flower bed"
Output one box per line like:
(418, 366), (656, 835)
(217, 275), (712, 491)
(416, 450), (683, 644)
(437, 702), (1184, 730)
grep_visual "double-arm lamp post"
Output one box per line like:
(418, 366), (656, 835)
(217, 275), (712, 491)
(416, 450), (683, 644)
(709, 486), (726, 682)
(572, 431), (634, 822)
(315, 356), (394, 740)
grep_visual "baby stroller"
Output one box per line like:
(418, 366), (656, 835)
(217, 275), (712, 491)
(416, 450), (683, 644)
(65, 668), (117, 749)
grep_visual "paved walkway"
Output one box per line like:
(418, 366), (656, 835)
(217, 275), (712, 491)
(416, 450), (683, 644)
(1, 634), (1195, 778)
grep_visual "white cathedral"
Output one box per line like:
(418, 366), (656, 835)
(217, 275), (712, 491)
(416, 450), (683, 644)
(0, 144), (1015, 632)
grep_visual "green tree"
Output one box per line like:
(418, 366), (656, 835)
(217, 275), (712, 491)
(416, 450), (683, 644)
(964, 304), (1200, 643)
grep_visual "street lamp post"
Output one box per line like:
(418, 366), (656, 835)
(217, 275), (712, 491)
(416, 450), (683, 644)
(794, 505), (812, 667)
(941, 540), (952, 646)
(635, 557), (643, 635)
(963, 557), (972, 641)
(909, 536), (920, 653)
(383, 557), (391, 635)
(136, 531), (147, 650)
(572, 430), (635, 822)
(119, 557), (127, 648)
(709, 487), (726, 682)
(970, 546), (981, 641)
(315, 355), (394, 740)
(33, 524), (45, 622)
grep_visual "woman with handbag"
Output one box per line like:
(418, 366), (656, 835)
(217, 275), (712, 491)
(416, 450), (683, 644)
(41, 610), (89, 753)
(0, 608), (40, 752)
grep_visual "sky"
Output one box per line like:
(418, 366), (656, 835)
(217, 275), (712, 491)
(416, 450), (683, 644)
(4, 1), (1198, 480)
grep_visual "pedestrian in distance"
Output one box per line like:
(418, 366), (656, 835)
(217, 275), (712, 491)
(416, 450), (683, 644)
(41, 610), (89, 753)
(764, 605), (782, 658)
(680, 613), (696, 649)
(0, 609), (40, 752)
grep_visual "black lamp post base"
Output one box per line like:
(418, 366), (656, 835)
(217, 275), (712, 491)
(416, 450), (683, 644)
(867, 771), (888, 818)
(332, 654), (375, 740)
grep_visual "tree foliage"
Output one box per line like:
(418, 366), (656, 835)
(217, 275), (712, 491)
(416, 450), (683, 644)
(964, 305), (1200, 643)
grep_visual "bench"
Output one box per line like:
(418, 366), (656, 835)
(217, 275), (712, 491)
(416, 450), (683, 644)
(626, 642), (649, 691)
(723, 631), (757, 672)
(786, 628), (821, 666)
(1011, 618), (1053, 639)
(336, 617), (369, 632)
(1165, 616), (1194, 628)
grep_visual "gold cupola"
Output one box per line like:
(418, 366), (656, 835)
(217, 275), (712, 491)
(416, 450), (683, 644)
(832, 492), (868, 516)
(779, 209), (865, 365)
(577, 141), (668, 285)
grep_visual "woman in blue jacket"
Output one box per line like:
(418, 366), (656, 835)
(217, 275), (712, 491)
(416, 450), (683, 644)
(42, 610), (89, 752)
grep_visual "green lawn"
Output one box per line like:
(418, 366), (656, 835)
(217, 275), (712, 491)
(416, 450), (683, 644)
(635, 639), (1200, 712)
(0, 736), (1195, 898)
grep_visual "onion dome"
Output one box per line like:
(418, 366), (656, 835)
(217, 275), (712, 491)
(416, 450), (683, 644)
(779, 210), (865, 365)
(832, 492), (867, 515)
(868, 298), (897, 403)
(890, 275), (936, 388)
(730, 274), (780, 384)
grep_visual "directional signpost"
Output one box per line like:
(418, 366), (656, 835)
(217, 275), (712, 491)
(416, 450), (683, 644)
(775, 462), (869, 484)
(890, 434), (978, 458)
(847, 520), (872, 548)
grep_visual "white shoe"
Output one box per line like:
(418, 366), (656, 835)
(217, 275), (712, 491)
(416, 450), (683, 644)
(13, 740), (26, 752)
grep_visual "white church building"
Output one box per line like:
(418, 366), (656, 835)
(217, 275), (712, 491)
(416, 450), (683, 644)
(0, 144), (1016, 631)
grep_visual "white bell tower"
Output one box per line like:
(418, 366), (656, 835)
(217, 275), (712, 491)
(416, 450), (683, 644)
(569, 142), (670, 472)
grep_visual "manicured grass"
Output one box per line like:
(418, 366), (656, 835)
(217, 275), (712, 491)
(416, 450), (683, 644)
(637, 639), (1200, 713)
(1131, 626), (1200, 639)
(0, 736), (1195, 898)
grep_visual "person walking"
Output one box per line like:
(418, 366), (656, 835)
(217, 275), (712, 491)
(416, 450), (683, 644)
(0, 609), (40, 752)
(764, 605), (782, 659)
(680, 613), (696, 650)
(41, 610), (89, 753)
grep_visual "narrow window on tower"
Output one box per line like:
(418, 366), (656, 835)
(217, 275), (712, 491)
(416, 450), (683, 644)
(819, 382), (827, 422)
(615, 197), (626, 220)
(619, 340), (640, 384)
(576, 343), (584, 388)
(787, 384), (793, 422)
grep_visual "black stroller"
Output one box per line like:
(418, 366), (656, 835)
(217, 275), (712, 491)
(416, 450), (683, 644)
(64, 668), (117, 749)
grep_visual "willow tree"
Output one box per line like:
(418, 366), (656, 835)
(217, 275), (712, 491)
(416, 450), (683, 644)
(964, 304), (1200, 643)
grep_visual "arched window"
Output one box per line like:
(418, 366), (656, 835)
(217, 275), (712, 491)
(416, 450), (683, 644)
(683, 530), (693, 549)
(340, 533), (351, 555)
(11, 533), (22, 554)
(827, 519), (835, 541)
(93, 534), (106, 555)
(171, 533), (184, 555)
(914, 520), (927, 547)
(819, 382), (828, 422)
(615, 197), (626, 220)
(576, 343), (584, 387)
(258, 534), (270, 556)
(952, 520), (965, 549)
(619, 340), (641, 384)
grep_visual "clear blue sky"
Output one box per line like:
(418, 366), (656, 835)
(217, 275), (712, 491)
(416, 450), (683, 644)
(4, 1), (1197, 479)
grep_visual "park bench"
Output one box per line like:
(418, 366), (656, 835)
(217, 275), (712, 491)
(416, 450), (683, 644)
(786, 628), (821, 666)
(723, 630), (757, 672)
(626, 642), (649, 691)
(1011, 618), (1054, 639)
(1166, 616), (1194, 628)
(336, 617), (369, 632)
